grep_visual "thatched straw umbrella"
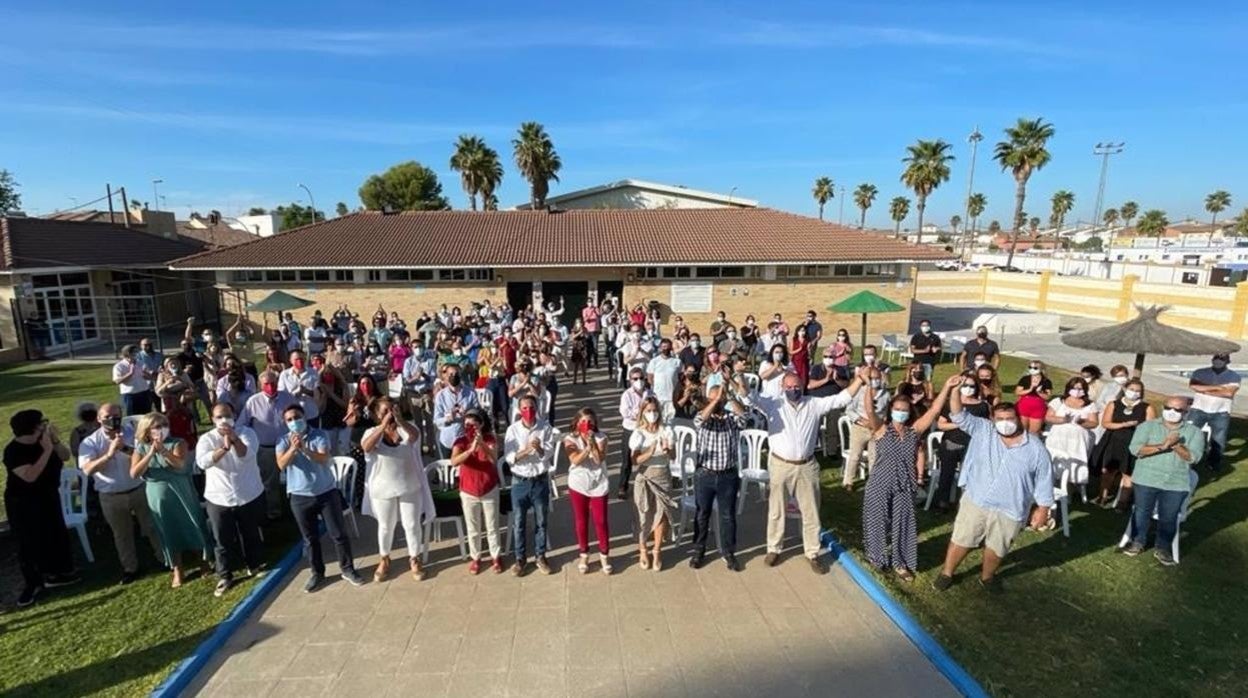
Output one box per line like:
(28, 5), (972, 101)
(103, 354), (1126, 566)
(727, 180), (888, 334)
(1061, 305), (1240, 377)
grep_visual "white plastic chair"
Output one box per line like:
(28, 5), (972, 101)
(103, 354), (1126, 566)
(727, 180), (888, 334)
(59, 469), (94, 563)
(672, 446), (720, 549)
(387, 377), (403, 399)
(671, 425), (697, 480)
(923, 431), (945, 511)
(736, 428), (769, 514)
(475, 388), (493, 418)
(1117, 469), (1198, 563)
(1052, 465), (1072, 538)
(422, 459), (468, 562)
(880, 334), (900, 364)
(837, 414), (854, 464)
(330, 456), (362, 538)
(548, 426), (564, 500)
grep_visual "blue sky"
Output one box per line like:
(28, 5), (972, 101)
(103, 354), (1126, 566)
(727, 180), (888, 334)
(1, 1), (1244, 229)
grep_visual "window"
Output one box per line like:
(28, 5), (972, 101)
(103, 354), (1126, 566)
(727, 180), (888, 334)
(367, 270), (382, 282)
(231, 269), (353, 284)
(1182, 272), (1199, 285)
(637, 266), (759, 279)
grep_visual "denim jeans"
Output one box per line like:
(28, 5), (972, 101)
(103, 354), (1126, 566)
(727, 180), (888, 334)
(121, 391), (152, 417)
(1187, 409), (1229, 470)
(290, 489), (355, 577)
(1130, 483), (1188, 552)
(692, 468), (740, 555)
(511, 475), (550, 560)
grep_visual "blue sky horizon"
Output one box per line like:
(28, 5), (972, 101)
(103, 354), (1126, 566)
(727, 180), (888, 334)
(1, 1), (1244, 229)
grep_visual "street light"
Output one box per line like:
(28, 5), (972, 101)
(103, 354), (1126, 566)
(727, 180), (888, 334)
(1091, 142), (1125, 261)
(298, 183), (317, 224)
(961, 127), (984, 260)
(837, 185), (846, 225)
(152, 179), (163, 211)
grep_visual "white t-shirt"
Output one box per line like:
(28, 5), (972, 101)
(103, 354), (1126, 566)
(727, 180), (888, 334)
(112, 359), (149, 394)
(646, 355), (682, 403)
(78, 426), (143, 494)
(195, 426), (265, 508)
(363, 427), (424, 500)
(1189, 366), (1240, 414)
(628, 426), (673, 472)
(564, 432), (609, 497)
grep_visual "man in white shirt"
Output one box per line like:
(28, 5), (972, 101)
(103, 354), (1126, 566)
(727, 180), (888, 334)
(279, 350), (322, 427)
(304, 322), (328, 356)
(196, 403), (266, 596)
(504, 395), (556, 576)
(112, 344), (152, 416)
(646, 338), (682, 420)
(618, 369), (653, 499)
(755, 370), (864, 574)
(78, 403), (159, 584)
(1188, 352), (1240, 471)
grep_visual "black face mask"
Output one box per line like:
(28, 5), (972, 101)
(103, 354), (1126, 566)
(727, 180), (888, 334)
(977, 331), (988, 339)
(103, 415), (121, 431)
(448, 374), (461, 387)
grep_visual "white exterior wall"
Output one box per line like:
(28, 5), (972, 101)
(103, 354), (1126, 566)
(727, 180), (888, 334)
(234, 214), (280, 237)
(968, 252), (1214, 285)
(543, 186), (746, 210)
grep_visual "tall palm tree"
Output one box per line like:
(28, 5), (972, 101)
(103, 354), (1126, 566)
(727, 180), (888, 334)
(967, 193), (987, 233)
(512, 122), (562, 209)
(950, 215), (962, 234)
(987, 220), (1001, 234)
(1232, 207), (1248, 237)
(1137, 209), (1169, 237)
(853, 183), (878, 228)
(449, 135), (488, 210)
(888, 196), (910, 238)
(900, 139), (955, 245)
(1120, 201), (1138, 230)
(993, 117), (1056, 267)
(812, 177), (834, 220)
(1206, 190), (1232, 228)
(1050, 189), (1075, 244)
(477, 146), (504, 211)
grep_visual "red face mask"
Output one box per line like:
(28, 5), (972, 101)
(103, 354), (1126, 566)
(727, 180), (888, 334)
(292, 358), (305, 370)
(464, 425), (478, 441)
(261, 383), (277, 397)
(360, 383), (373, 396)
(578, 420), (592, 435)
(321, 372), (334, 384)
(520, 406), (536, 422)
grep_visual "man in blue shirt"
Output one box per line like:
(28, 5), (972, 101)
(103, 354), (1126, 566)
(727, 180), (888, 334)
(432, 364), (479, 458)
(276, 404), (363, 592)
(934, 375), (1054, 593)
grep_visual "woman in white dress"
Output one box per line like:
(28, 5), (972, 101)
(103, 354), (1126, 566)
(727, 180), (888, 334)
(629, 397), (676, 571)
(362, 397), (435, 582)
(1042, 376), (1100, 528)
(758, 343), (790, 400)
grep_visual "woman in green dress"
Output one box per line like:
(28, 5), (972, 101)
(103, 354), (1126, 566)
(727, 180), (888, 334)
(130, 413), (211, 588)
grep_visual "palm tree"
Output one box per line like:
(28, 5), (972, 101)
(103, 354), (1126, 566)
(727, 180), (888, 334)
(853, 183), (878, 228)
(987, 219), (1001, 234)
(1137, 209), (1169, 237)
(967, 193), (987, 233)
(477, 146), (504, 211)
(512, 122), (562, 209)
(1049, 189), (1074, 247)
(1206, 190), (1232, 228)
(888, 196), (910, 238)
(1120, 201), (1138, 230)
(993, 117), (1056, 267)
(1232, 207), (1248, 237)
(812, 177), (834, 220)
(900, 139), (955, 245)
(1028, 217), (1041, 236)
(950, 215), (962, 234)
(449, 135), (489, 210)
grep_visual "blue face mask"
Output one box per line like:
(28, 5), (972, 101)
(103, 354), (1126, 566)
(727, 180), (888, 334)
(891, 410), (910, 424)
(785, 388), (803, 403)
(287, 418), (307, 434)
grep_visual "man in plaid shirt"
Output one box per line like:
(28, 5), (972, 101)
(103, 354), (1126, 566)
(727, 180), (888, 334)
(691, 383), (749, 571)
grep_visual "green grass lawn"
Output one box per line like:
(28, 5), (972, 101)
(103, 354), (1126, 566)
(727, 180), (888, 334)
(0, 361), (298, 697)
(820, 355), (1248, 698)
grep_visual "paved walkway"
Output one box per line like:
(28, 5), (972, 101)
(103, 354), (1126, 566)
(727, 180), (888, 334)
(187, 372), (959, 698)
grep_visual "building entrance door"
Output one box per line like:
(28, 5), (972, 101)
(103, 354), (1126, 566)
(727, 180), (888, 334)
(507, 282), (534, 311)
(541, 281), (589, 319)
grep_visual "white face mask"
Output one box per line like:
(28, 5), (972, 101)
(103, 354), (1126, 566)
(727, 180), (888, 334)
(920, 325), (931, 334)
(1028, 367), (1042, 375)
(959, 385), (977, 397)
(870, 379), (882, 389)
(822, 358), (835, 367)
(1114, 375), (1128, 385)
(150, 428), (167, 443)
(1162, 408), (1184, 423)
(643, 411), (659, 424)
(864, 355), (876, 364)
(772, 352), (784, 362)
(213, 416), (234, 429)
(632, 379), (645, 392)
(1123, 389), (1141, 401)
(973, 359), (986, 367)
(994, 420), (1019, 437)
(1069, 389), (1085, 398)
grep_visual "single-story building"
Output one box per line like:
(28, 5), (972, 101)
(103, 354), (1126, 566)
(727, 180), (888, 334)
(169, 207), (950, 339)
(514, 178), (758, 210)
(0, 217), (221, 361)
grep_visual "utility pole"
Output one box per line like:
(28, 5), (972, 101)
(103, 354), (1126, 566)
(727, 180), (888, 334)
(960, 126), (983, 261)
(152, 178), (163, 211)
(298, 183), (317, 224)
(106, 184), (115, 221)
(1091, 142), (1125, 261)
(119, 186), (131, 228)
(837, 185), (846, 225)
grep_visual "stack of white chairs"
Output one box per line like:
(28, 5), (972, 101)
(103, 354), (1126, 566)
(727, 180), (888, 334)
(422, 459), (468, 562)
(330, 456), (362, 538)
(59, 469), (94, 563)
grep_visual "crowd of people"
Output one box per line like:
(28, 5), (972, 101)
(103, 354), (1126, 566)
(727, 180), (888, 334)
(3, 294), (1236, 608)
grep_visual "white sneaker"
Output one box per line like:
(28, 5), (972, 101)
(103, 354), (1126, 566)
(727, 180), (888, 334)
(600, 554), (613, 575)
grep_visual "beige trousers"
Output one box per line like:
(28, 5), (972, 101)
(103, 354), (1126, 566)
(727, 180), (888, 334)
(460, 488), (502, 560)
(843, 423), (877, 486)
(766, 456), (823, 558)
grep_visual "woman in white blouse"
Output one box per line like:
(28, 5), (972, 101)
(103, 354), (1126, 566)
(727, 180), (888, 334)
(362, 397), (435, 581)
(758, 343), (791, 399)
(563, 407), (612, 574)
(629, 397), (676, 571)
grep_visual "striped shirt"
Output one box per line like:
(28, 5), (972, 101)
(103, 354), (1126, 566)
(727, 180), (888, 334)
(693, 412), (747, 471)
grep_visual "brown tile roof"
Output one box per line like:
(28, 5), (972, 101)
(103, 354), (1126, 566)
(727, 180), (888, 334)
(176, 222), (259, 249)
(0, 217), (207, 272)
(170, 208), (953, 269)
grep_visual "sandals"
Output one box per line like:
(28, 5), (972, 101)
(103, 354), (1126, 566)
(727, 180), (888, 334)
(638, 549), (651, 570)
(374, 556), (390, 583)
(410, 557), (426, 581)
(578, 554), (590, 575)
(894, 568), (915, 583)
(600, 554), (613, 575)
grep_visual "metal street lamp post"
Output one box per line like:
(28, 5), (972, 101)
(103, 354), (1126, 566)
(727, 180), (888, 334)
(152, 179), (163, 211)
(298, 183), (317, 224)
(960, 127), (983, 260)
(1091, 142), (1125, 261)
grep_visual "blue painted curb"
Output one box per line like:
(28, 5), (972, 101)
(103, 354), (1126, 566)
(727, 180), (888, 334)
(821, 530), (989, 698)
(150, 539), (304, 697)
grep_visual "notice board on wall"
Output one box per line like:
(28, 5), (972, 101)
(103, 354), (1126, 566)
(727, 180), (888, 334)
(670, 283), (713, 312)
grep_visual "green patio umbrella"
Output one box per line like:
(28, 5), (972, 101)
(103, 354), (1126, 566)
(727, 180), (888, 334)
(245, 290), (315, 314)
(828, 289), (906, 350)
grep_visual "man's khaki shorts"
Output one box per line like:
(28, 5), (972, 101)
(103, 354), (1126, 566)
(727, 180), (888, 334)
(950, 499), (1025, 558)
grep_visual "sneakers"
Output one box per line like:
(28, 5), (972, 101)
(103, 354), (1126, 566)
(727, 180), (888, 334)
(1121, 542), (1145, 557)
(1154, 549), (1178, 567)
(119, 571), (138, 586)
(303, 573), (324, 593)
(511, 560), (526, 577)
(342, 569), (366, 587)
(16, 584), (42, 608)
(535, 556), (552, 575)
(214, 578), (232, 598)
(689, 551), (705, 570)
(44, 572), (82, 588)
(724, 554), (741, 572)
(978, 576), (1004, 594)
(763, 552), (779, 567)
(468, 559), (482, 575)
(932, 573), (954, 591)
(808, 557), (827, 575)
(491, 558), (505, 574)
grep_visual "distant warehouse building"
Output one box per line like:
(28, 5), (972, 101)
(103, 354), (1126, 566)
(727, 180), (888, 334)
(169, 208), (950, 335)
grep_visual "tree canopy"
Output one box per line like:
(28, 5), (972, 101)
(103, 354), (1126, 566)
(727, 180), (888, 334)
(358, 161), (450, 211)
(273, 202), (324, 230)
(0, 169), (21, 213)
